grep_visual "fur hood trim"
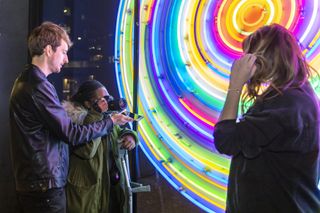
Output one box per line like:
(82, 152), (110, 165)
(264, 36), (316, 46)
(62, 101), (88, 124)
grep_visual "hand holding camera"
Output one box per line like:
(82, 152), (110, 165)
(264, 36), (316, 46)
(122, 111), (144, 121)
(110, 112), (133, 126)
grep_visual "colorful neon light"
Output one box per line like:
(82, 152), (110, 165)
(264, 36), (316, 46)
(114, 0), (320, 212)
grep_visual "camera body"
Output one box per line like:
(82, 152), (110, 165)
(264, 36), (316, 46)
(106, 98), (143, 121)
(108, 98), (127, 111)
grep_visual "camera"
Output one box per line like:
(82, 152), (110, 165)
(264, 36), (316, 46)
(125, 112), (144, 121)
(93, 97), (127, 114)
(108, 98), (127, 111)
(106, 97), (144, 121)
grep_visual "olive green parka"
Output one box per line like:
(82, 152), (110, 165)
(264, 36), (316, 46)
(63, 101), (138, 213)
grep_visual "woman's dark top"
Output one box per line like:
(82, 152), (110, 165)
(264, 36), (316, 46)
(214, 83), (320, 213)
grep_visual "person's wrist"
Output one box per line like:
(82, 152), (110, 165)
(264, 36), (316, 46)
(227, 85), (243, 93)
(110, 115), (115, 124)
(227, 88), (242, 93)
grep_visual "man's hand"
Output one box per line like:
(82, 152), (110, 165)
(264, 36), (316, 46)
(111, 113), (133, 126)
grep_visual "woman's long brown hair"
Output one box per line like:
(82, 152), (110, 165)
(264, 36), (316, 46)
(241, 24), (312, 111)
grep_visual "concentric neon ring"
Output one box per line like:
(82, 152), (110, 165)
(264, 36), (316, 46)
(114, 0), (320, 212)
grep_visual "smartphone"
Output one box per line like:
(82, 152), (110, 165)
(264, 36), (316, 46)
(126, 112), (144, 121)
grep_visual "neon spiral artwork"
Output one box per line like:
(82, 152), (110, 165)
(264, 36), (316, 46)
(114, 0), (320, 212)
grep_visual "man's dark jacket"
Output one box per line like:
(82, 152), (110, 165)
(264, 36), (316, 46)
(9, 65), (113, 192)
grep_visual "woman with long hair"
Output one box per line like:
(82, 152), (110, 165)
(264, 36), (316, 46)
(213, 24), (320, 212)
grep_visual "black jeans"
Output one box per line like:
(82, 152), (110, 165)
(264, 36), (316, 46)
(17, 188), (66, 213)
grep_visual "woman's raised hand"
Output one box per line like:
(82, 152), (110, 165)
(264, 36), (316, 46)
(229, 54), (257, 90)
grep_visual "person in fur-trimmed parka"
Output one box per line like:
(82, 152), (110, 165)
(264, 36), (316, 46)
(63, 80), (138, 213)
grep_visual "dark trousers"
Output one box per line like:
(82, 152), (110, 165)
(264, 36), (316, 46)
(17, 188), (66, 213)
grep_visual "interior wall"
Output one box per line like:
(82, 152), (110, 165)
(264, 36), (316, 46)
(0, 0), (29, 212)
